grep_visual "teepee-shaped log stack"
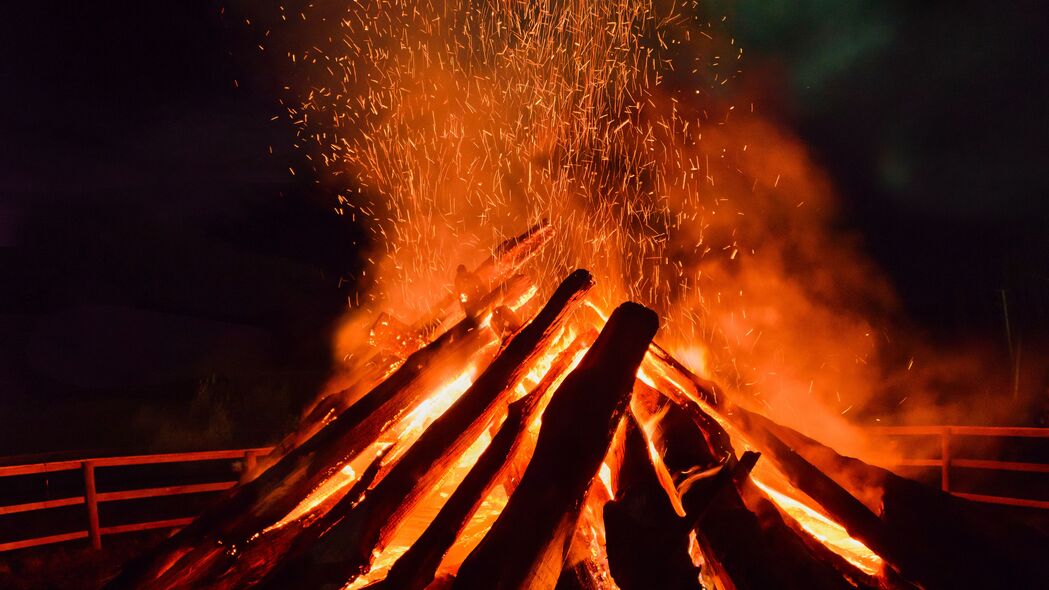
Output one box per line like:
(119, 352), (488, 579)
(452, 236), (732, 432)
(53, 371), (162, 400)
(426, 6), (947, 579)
(108, 224), (1047, 590)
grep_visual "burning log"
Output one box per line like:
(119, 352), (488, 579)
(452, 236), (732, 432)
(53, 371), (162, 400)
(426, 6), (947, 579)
(645, 342), (722, 407)
(271, 273), (534, 465)
(736, 486), (890, 590)
(451, 302), (659, 590)
(107, 312), (493, 589)
(731, 409), (918, 579)
(634, 383), (859, 590)
(604, 416), (701, 590)
(742, 409), (1049, 589)
(682, 448), (860, 590)
(370, 331), (596, 590)
(193, 449), (390, 589)
(410, 221), (552, 339)
(257, 269), (595, 589)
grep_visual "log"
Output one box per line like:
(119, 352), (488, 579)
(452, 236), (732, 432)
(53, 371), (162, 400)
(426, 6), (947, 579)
(736, 486), (887, 590)
(372, 331), (596, 590)
(633, 380), (730, 473)
(452, 302), (659, 590)
(638, 352), (735, 462)
(730, 410), (910, 577)
(553, 561), (602, 590)
(106, 314), (493, 590)
(742, 409), (1049, 589)
(645, 342), (722, 407)
(604, 416), (701, 590)
(258, 269), (595, 590)
(189, 449), (389, 589)
(410, 221), (553, 339)
(680, 453), (783, 590)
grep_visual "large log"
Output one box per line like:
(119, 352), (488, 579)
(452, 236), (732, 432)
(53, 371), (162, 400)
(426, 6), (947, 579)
(736, 485), (888, 590)
(452, 302), (659, 590)
(107, 313), (493, 589)
(189, 449), (389, 589)
(741, 409), (1049, 589)
(257, 269), (595, 590)
(372, 331), (596, 590)
(731, 409), (919, 580)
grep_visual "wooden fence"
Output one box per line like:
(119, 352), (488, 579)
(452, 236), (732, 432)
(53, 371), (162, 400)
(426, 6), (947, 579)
(0, 447), (272, 553)
(869, 425), (1049, 510)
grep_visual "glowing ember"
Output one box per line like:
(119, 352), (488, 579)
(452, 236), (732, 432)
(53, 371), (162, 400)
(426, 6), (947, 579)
(754, 479), (883, 576)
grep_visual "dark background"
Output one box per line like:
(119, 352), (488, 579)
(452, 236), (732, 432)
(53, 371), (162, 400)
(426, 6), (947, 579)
(1, 1), (1047, 456)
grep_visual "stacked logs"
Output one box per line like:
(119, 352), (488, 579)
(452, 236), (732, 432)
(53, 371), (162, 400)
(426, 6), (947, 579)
(109, 226), (1048, 590)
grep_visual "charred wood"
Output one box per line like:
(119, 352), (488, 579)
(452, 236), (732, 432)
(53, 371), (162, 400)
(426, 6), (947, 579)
(604, 416), (701, 590)
(451, 302), (659, 590)
(743, 410), (1049, 589)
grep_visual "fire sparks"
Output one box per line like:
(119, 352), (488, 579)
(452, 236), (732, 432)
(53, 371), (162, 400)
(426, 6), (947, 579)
(182, 0), (921, 586)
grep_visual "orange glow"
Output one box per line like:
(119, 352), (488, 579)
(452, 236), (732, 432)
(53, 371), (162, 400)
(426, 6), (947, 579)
(268, 361), (482, 534)
(754, 479), (883, 576)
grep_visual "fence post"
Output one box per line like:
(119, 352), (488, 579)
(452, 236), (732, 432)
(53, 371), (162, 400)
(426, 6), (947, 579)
(240, 449), (259, 483)
(941, 427), (952, 492)
(82, 460), (101, 549)
(244, 449), (258, 473)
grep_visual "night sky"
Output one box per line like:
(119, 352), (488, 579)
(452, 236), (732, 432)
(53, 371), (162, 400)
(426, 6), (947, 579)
(2, 1), (1048, 455)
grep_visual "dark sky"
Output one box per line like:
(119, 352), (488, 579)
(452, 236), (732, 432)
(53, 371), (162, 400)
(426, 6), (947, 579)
(1, 1), (1047, 454)
(722, 0), (1049, 342)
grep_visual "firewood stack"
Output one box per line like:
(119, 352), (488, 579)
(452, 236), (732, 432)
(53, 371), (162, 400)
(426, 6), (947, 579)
(108, 223), (1047, 590)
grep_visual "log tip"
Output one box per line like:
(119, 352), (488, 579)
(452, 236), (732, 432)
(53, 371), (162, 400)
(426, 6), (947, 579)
(608, 301), (659, 342)
(566, 267), (595, 288)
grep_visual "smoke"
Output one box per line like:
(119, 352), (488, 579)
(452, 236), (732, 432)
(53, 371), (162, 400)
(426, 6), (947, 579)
(261, 0), (1037, 459)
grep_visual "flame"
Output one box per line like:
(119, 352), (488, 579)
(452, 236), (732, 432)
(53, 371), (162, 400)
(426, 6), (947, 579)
(398, 368), (479, 443)
(753, 479), (883, 576)
(346, 427), (497, 589)
(268, 360), (482, 533)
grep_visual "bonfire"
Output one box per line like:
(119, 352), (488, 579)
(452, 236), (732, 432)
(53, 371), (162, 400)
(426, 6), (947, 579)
(104, 223), (1043, 590)
(102, 1), (1045, 588)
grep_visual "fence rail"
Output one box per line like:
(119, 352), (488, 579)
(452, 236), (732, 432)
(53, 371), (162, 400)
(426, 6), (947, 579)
(2, 425), (1047, 553)
(0, 447), (272, 553)
(869, 425), (1049, 510)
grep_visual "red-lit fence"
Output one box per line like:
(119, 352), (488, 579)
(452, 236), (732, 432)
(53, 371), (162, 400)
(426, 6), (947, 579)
(0, 448), (272, 552)
(2, 426), (1047, 553)
(869, 426), (1049, 510)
